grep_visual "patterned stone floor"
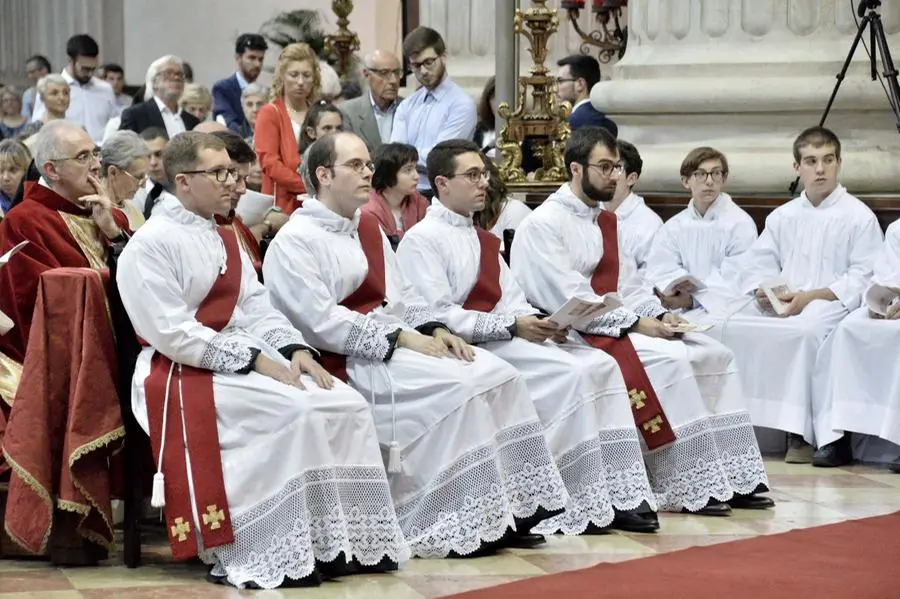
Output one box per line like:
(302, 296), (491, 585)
(3, 459), (900, 598)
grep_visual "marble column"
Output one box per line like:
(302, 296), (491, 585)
(495, 0), (520, 127)
(592, 0), (900, 194)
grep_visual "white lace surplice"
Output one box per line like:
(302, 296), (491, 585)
(263, 198), (568, 557)
(117, 196), (408, 589)
(607, 192), (664, 273)
(510, 184), (770, 511)
(397, 202), (657, 532)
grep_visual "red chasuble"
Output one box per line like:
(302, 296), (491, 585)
(215, 211), (262, 276)
(582, 210), (676, 450)
(462, 228), (504, 312)
(319, 212), (387, 382)
(141, 227), (239, 560)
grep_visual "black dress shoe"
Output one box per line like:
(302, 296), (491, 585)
(514, 506), (565, 533)
(503, 532), (547, 549)
(350, 556), (399, 574)
(580, 522), (612, 535)
(318, 553), (356, 579)
(813, 438), (853, 468)
(611, 509), (659, 533)
(727, 493), (775, 510)
(681, 499), (732, 517)
(889, 457), (900, 473)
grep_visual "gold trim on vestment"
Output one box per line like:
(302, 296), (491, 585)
(0, 352), (22, 406)
(58, 212), (107, 270)
(2, 448), (54, 554)
(67, 426), (125, 550)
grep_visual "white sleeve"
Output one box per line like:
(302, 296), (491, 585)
(873, 222), (900, 288)
(645, 222), (691, 294)
(827, 214), (884, 310)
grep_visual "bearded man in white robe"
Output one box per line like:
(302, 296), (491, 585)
(397, 139), (659, 535)
(117, 131), (409, 589)
(817, 220), (900, 472)
(510, 126), (772, 516)
(706, 127), (884, 467)
(263, 132), (569, 557)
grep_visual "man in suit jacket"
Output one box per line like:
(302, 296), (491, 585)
(212, 34), (268, 135)
(340, 50), (403, 155)
(119, 55), (199, 137)
(556, 54), (618, 137)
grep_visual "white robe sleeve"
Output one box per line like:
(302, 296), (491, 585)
(827, 215), (883, 309)
(721, 222), (783, 296)
(645, 222), (690, 294)
(380, 231), (446, 331)
(873, 221), (900, 289)
(618, 249), (667, 319)
(117, 236), (258, 374)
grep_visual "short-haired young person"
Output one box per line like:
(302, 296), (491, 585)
(212, 33), (269, 134)
(361, 142), (429, 246)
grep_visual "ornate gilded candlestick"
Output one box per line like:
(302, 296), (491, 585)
(561, 0), (627, 64)
(497, 0), (572, 187)
(324, 0), (360, 82)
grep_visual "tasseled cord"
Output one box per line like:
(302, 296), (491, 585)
(370, 365), (401, 474)
(150, 362), (177, 508)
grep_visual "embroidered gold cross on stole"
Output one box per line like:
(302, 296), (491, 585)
(629, 389), (647, 410)
(171, 517), (191, 542)
(203, 504), (226, 530)
(643, 415), (663, 434)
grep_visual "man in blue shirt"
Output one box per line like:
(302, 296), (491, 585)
(390, 27), (477, 194)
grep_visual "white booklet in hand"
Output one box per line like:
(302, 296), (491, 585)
(665, 322), (713, 334)
(548, 294), (623, 329)
(760, 277), (792, 315)
(658, 274), (706, 297)
(865, 284), (900, 318)
(0, 240), (29, 267)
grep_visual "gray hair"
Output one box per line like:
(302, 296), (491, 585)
(36, 74), (69, 98)
(144, 54), (183, 101)
(100, 130), (150, 177)
(32, 120), (85, 178)
(299, 145), (315, 192)
(241, 82), (269, 101)
(0, 86), (22, 103)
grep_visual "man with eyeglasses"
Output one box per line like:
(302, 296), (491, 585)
(120, 55), (199, 138)
(390, 27), (477, 196)
(701, 126), (884, 468)
(644, 146), (757, 314)
(30, 35), (119, 144)
(397, 139), (661, 536)
(341, 50), (404, 154)
(265, 131), (570, 559)
(555, 54), (617, 136)
(511, 126), (774, 517)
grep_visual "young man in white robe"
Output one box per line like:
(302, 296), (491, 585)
(644, 146), (757, 316)
(708, 126), (884, 466)
(603, 140), (663, 273)
(116, 131), (409, 589)
(511, 126), (773, 516)
(263, 131), (570, 557)
(397, 139), (659, 535)
(817, 220), (900, 471)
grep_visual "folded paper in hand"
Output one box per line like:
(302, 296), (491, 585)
(866, 284), (900, 318)
(548, 294), (622, 329)
(0, 240), (29, 267)
(760, 277), (791, 315)
(665, 322), (713, 333)
(658, 274), (706, 297)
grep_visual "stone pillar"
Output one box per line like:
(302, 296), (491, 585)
(495, 0), (520, 127)
(592, 0), (900, 194)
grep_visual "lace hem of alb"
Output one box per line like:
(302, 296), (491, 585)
(344, 314), (391, 361)
(585, 307), (639, 337)
(203, 466), (409, 589)
(710, 411), (770, 495)
(472, 312), (515, 344)
(199, 333), (255, 373)
(494, 420), (569, 517)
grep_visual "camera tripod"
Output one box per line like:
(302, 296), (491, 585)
(788, 0), (900, 196)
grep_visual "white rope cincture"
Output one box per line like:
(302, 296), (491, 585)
(150, 361), (177, 508)
(369, 364), (401, 474)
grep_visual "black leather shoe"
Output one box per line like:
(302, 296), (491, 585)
(504, 532), (547, 549)
(514, 506), (565, 533)
(727, 493), (775, 510)
(611, 509), (659, 533)
(813, 438), (853, 468)
(681, 499), (732, 517)
(580, 522), (612, 535)
(350, 556), (399, 574)
(889, 457), (900, 473)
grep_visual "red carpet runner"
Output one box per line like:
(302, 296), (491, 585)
(441, 512), (900, 599)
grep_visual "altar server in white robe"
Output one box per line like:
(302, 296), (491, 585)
(263, 132), (569, 557)
(603, 140), (663, 273)
(511, 126), (772, 515)
(709, 127), (883, 466)
(398, 139), (659, 535)
(117, 132), (409, 589)
(817, 220), (900, 471)
(472, 157), (532, 253)
(644, 146), (757, 316)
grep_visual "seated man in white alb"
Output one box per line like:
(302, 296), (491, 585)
(398, 139), (659, 535)
(603, 140), (663, 273)
(117, 132), (408, 589)
(511, 126), (773, 516)
(711, 126), (884, 466)
(644, 146), (757, 316)
(263, 131), (569, 557)
(817, 220), (900, 471)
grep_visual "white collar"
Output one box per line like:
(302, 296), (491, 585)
(427, 199), (473, 228)
(800, 184), (845, 209)
(688, 192), (732, 221)
(235, 71), (250, 90)
(158, 194), (217, 228)
(546, 183), (601, 219)
(154, 95), (182, 117)
(295, 196), (361, 235)
(369, 92), (398, 114)
(610, 191), (643, 219)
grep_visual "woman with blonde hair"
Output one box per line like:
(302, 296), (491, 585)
(255, 42), (322, 213)
(179, 83), (213, 123)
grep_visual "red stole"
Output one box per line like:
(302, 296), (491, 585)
(142, 227), (239, 560)
(319, 212), (387, 382)
(583, 210), (676, 450)
(462, 228), (503, 312)
(215, 212), (262, 275)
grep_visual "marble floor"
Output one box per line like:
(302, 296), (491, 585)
(2, 459), (900, 599)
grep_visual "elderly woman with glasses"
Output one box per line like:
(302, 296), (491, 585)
(100, 130), (151, 229)
(20, 75), (71, 148)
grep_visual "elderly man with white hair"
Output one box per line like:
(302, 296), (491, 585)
(340, 50), (404, 154)
(119, 55), (200, 137)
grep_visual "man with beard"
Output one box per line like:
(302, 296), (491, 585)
(213, 34), (268, 135)
(30, 35), (118, 144)
(341, 50), (404, 154)
(390, 27), (476, 195)
(510, 126), (774, 517)
(119, 55), (200, 138)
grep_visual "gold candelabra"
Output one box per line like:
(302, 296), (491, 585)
(562, 0), (627, 64)
(497, 0), (571, 188)
(324, 0), (360, 82)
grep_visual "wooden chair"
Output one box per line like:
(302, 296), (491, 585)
(502, 229), (515, 265)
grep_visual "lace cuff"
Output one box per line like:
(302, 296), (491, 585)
(632, 298), (667, 319)
(261, 327), (310, 352)
(200, 333), (259, 373)
(472, 313), (515, 343)
(402, 303), (436, 329)
(343, 314), (392, 361)
(583, 307), (639, 338)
